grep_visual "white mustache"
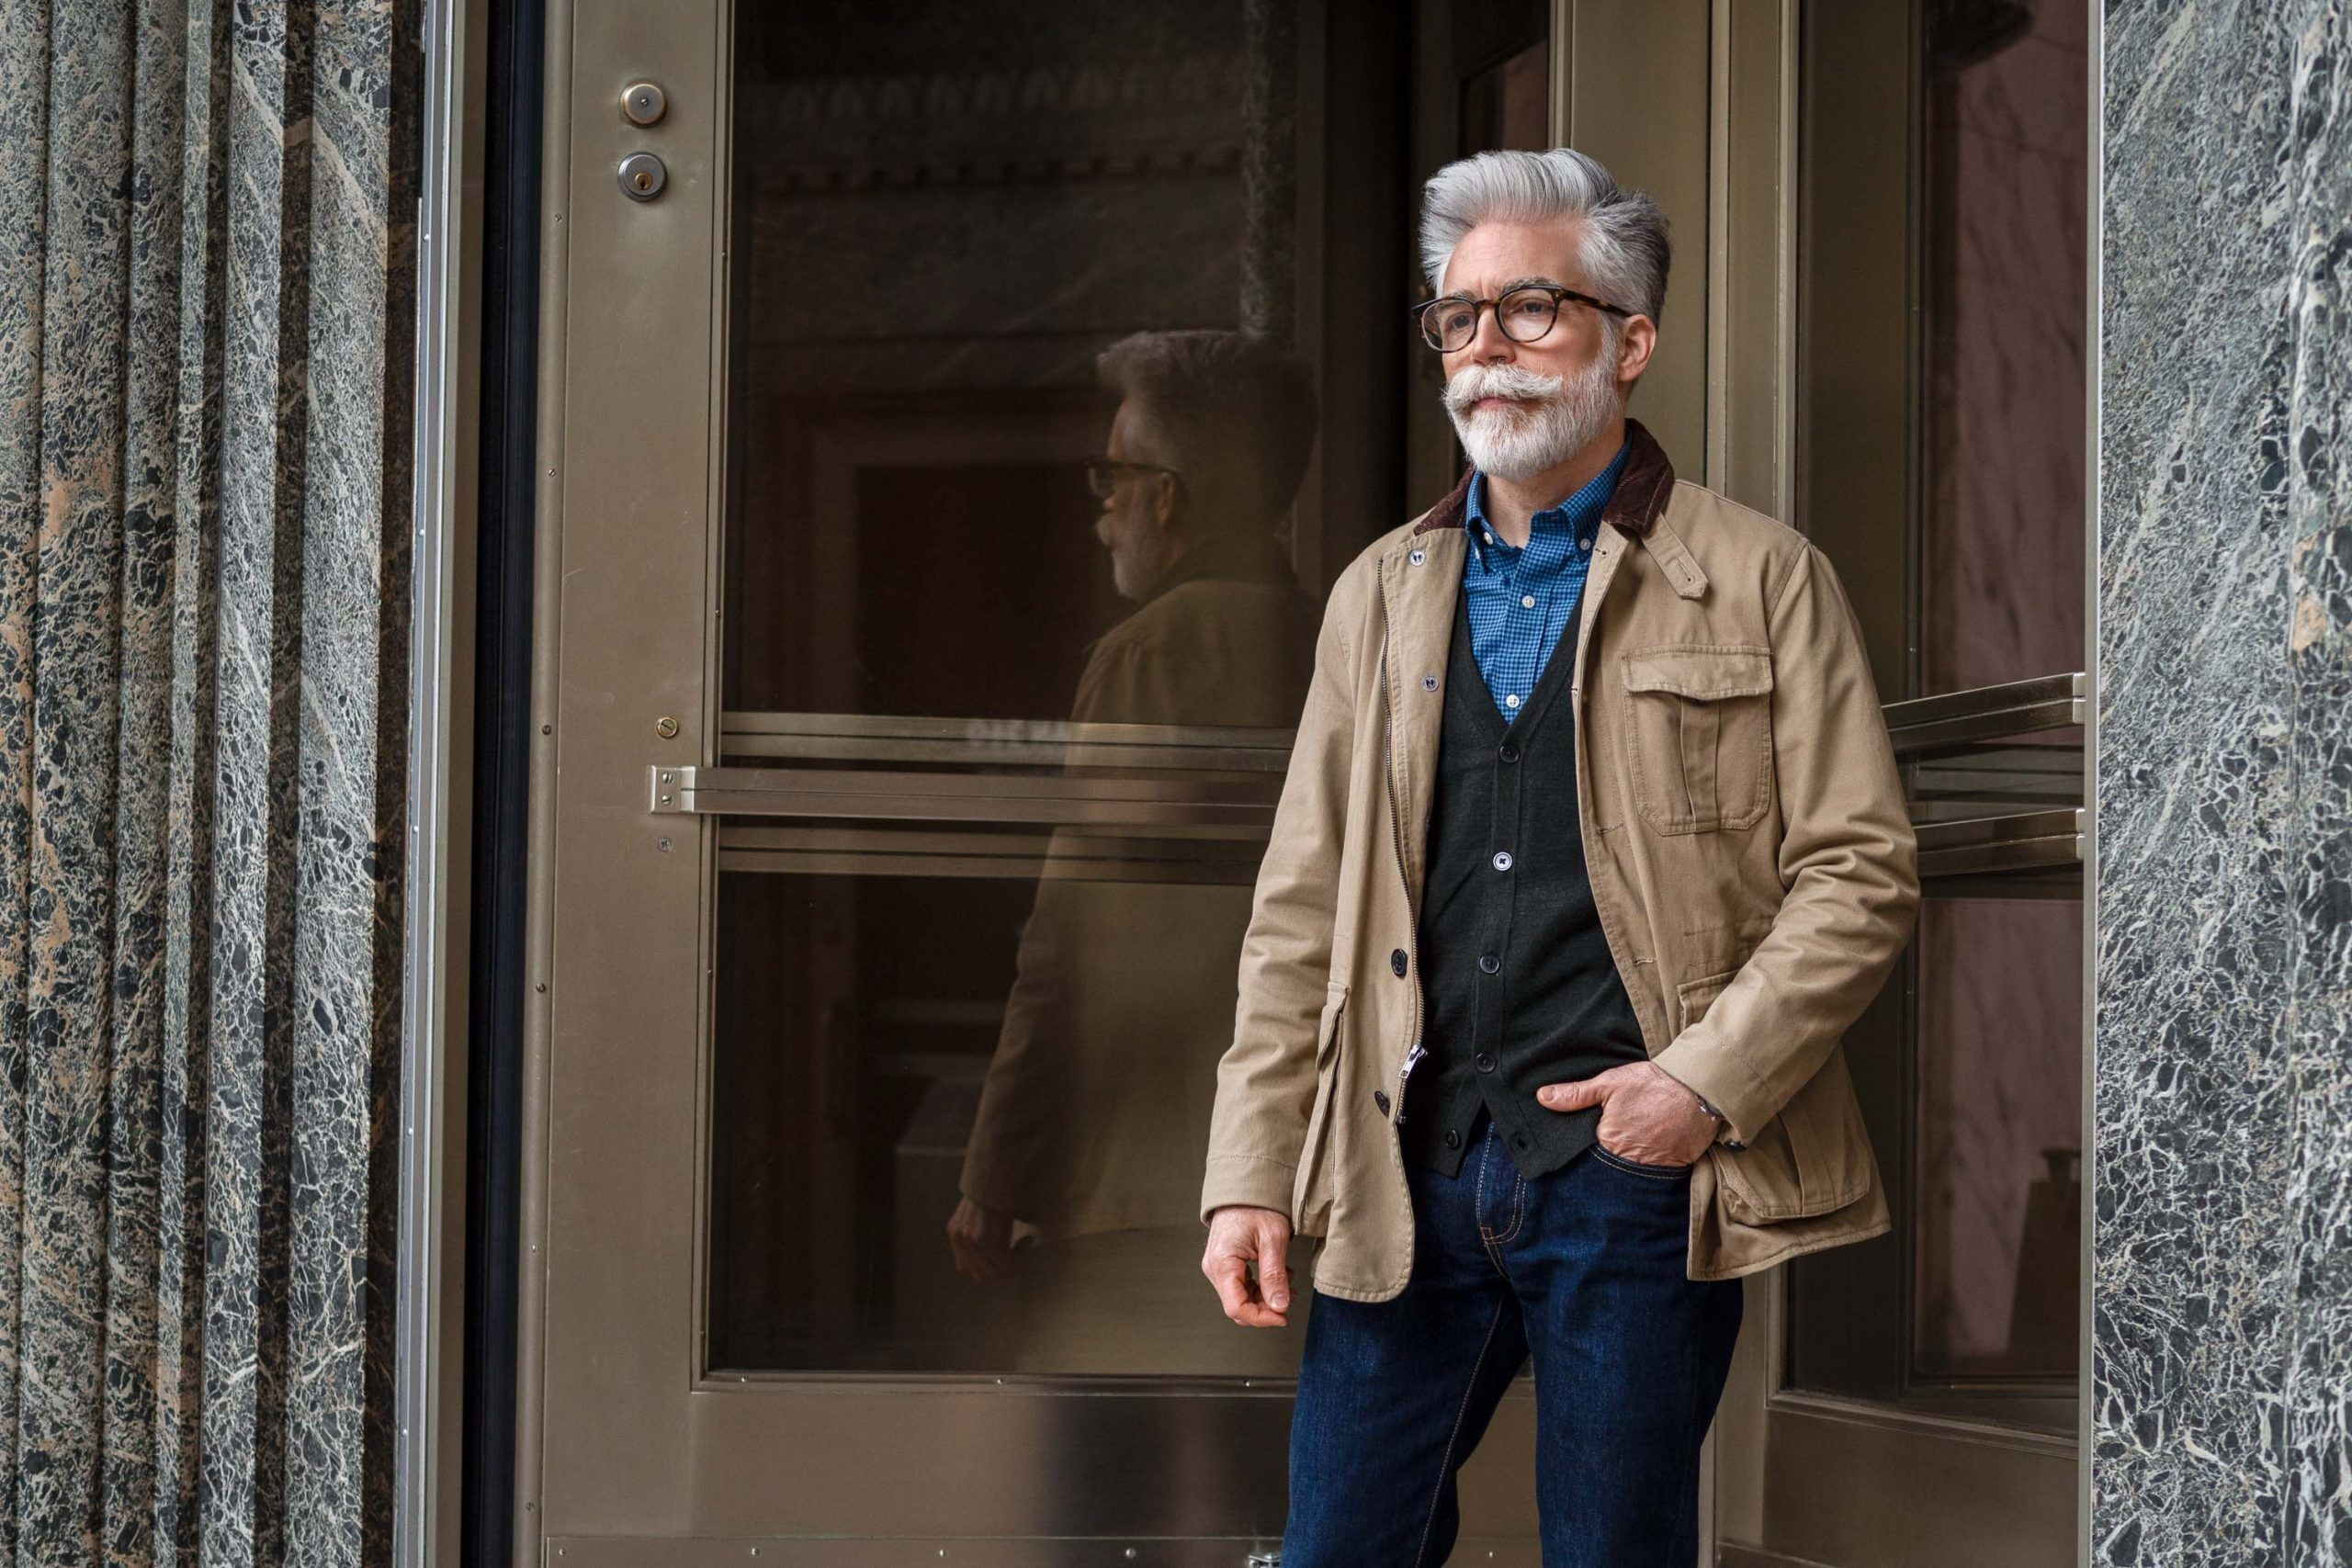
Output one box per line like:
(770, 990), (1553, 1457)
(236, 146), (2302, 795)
(1442, 363), (1566, 417)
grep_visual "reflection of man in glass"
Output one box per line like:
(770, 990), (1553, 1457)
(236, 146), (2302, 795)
(944, 331), (1318, 1370)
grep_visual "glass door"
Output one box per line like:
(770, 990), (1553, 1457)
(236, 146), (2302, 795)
(522, 1), (1566, 1561)
(1714, 0), (2091, 1562)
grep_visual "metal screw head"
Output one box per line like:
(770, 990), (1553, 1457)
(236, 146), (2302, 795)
(655, 716), (680, 739)
(622, 80), (667, 125)
(657, 837), (674, 853)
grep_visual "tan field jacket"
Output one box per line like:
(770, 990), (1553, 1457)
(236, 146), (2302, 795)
(1199, 419), (1920, 1296)
(960, 564), (1317, 1241)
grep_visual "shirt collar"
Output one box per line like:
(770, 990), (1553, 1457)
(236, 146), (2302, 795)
(1464, 435), (1632, 570)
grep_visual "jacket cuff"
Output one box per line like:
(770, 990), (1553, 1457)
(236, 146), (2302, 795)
(956, 1161), (1023, 1219)
(1651, 1034), (1775, 1148)
(1200, 1155), (1296, 1227)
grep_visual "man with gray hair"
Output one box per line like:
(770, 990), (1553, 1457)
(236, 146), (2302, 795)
(1199, 150), (1918, 1562)
(946, 330), (1320, 1372)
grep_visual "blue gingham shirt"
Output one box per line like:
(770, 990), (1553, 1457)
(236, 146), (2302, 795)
(1462, 437), (1630, 720)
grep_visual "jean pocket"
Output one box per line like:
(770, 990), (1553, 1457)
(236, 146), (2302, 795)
(1591, 1144), (1695, 1181)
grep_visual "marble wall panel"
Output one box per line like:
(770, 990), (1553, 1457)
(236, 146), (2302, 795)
(0, 1), (419, 1563)
(2097, 1), (2351, 1562)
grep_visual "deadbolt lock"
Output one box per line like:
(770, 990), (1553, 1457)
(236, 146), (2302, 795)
(617, 152), (667, 202)
(622, 80), (667, 125)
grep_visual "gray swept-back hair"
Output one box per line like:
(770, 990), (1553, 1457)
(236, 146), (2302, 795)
(1419, 148), (1671, 325)
(1096, 330), (1318, 532)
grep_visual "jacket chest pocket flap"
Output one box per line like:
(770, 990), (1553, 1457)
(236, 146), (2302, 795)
(1620, 645), (1774, 835)
(1290, 980), (1349, 1232)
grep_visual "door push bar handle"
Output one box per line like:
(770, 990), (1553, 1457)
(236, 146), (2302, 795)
(647, 764), (1284, 832)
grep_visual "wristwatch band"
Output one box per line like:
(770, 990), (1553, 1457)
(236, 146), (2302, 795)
(1691, 1091), (1747, 1151)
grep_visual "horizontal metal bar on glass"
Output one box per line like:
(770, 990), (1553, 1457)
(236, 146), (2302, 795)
(651, 764), (1281, 829)
(1915, 807), (2083, 877)
(720, 710), (1297, 773)
(663, 680), (2092, 877)
(1910, 745), (2083, 810)
(716, 825), (1270, 886)
(1882, 672), (2084, 754)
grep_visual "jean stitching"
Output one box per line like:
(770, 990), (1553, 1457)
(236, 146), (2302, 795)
(1474, 1130), (1490, 1235)
(1492, 1172), (1528, 1247)
(1413, 1298), (1509, 1568)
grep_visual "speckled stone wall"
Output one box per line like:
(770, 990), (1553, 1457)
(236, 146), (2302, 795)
(0, 1), (420, 1563)
(2095, 2), (2351, 1562)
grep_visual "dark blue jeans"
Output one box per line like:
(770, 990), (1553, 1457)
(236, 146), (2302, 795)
(1281, 1116), (1742, 1567)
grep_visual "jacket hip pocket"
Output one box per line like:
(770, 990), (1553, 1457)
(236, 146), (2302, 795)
(1620, 644), (1774, 835)
(1713, 1049), (1874, 1223)
(1290, 981), (1350, 1233)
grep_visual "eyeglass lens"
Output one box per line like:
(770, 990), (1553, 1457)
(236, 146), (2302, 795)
(1422, 288), (1563, 351)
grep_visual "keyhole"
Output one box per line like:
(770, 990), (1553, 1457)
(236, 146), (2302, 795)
(616, 152), (667, 202)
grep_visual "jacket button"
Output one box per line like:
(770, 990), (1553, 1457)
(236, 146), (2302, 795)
(1478, 953), (1499, 975)
(1491, 850), (1513, 872)
(1444, 1128), (1462, 1149)
(1374, 1089), (1391, 1116)
(1475, 1053), (1495, 1072)
(1390, 948), (1408, 976)
(1498, 741), (1520, 762)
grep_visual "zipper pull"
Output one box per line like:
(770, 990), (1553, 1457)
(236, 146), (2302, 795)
(1393, 1043), (1428, 1126)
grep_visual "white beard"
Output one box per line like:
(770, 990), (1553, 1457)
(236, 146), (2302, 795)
(1442, 354), (1623, 482)
(1107, 520), (1179, 602)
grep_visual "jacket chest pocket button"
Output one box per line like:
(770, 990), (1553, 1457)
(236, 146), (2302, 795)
(1374, 1090), (1391, 1117)
(1619, 645), (1775, 834)
(1390, 948), (1408, 976)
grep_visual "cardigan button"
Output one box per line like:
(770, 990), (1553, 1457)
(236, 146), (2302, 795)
(1390, 948), (1408, 976)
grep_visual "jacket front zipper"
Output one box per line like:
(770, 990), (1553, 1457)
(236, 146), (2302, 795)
(1377, 563), (1429, 1127)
